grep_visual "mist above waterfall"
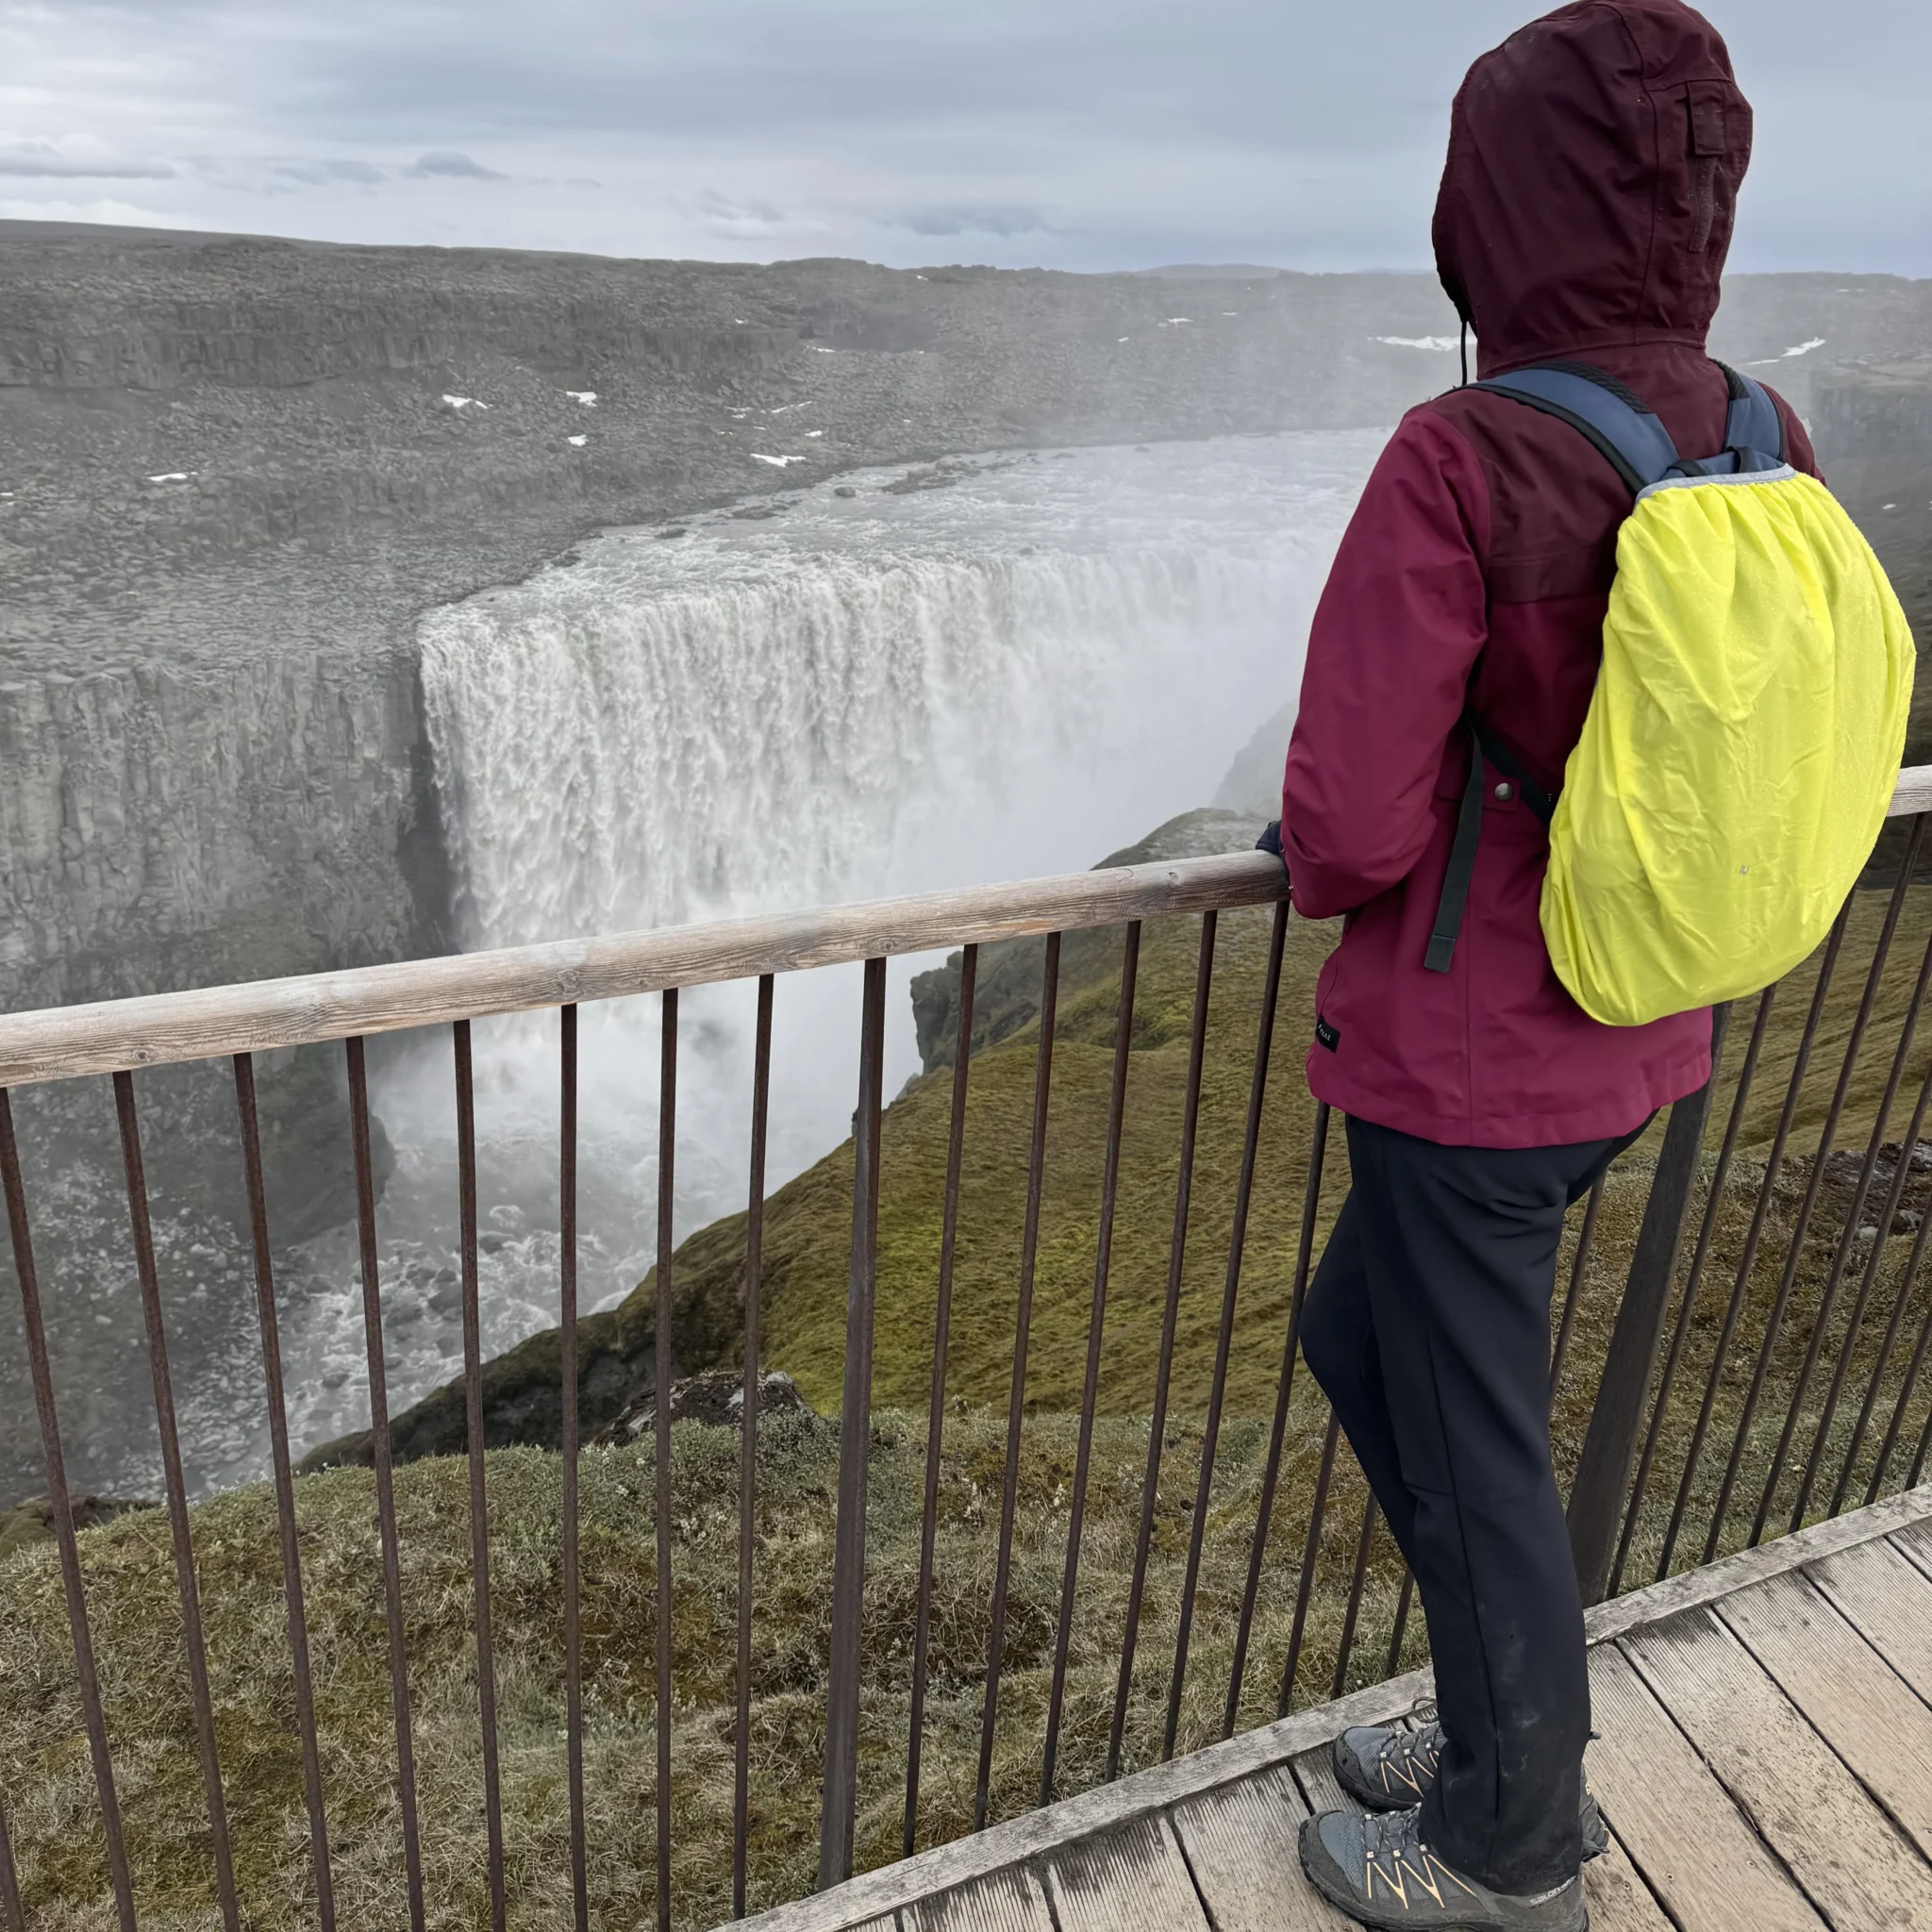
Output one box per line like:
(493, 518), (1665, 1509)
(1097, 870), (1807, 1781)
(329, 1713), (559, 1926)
(419, 434), (1384, 943)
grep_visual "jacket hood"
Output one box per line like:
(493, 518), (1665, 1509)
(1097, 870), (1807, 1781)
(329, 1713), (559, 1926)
(1433, 0), (1752, 375)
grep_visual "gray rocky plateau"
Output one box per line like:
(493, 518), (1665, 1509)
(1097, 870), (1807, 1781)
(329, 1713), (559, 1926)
(3, 219), (1928, 1018)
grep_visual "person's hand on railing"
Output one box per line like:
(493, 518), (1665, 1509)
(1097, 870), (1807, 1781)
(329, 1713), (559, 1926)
(1257, 820), (1287, 872)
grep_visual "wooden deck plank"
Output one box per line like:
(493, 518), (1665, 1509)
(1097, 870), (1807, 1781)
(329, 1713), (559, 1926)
(1623, 1607), (1932, 1929)
(1808, 1535), (1932, 1703)
(1586, 1641), (1824, 1932)
(1583, 1834), (1678, 1932)
(1043, 1813), (1209, 1932)
(733, 1494), (1932, 1932)
(900, 1866), (1051, 1932)
(1291, 1742), (1358, 1820)
(1888, 1514), (1932, 1585)
(1719, 1568), (1932, 1859)
(1172, 1763), (1356, 1932)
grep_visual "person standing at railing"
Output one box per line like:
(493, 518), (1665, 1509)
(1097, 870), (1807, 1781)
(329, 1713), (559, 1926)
(1259, 3), (1911, 1929)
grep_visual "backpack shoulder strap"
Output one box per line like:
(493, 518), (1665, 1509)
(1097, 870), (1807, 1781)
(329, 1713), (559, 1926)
(1470, 361), (1681, 493)
(1715, 363), (1787, 472)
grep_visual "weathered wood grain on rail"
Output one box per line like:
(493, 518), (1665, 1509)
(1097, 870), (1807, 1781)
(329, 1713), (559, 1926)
(0, 851), (1289, 1088)
(4, 761), (1927, 1090)
(1892, 763), (1932, 820)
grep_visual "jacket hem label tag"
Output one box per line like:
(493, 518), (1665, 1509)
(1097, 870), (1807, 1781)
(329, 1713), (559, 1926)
(1315, 1016), (1341, 1053)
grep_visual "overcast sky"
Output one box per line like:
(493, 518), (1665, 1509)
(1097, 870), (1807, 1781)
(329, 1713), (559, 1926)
(1, 1), (1925, 275)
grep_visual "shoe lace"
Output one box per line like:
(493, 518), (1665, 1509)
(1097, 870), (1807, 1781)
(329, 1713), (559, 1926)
(1365, 1807), (1428, 1861)
(1374, 1721), (1443, 1788)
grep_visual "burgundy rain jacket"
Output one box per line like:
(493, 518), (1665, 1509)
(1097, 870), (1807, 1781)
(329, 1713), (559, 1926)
(1283, 0), (1818, 1149)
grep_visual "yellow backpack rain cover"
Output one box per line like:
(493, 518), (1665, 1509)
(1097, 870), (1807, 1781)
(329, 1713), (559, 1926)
(1464, 363), (1913, 1029)
(1547, 468), (1912, 1026)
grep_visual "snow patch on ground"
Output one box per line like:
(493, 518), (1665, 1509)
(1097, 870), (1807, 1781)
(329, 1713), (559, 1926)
(750, 453), (803, 467)
(441, 394), (490, 410)
(565, 391), (598, 407)
(567, 435), (588, 447)
(145, 471), (192, 483)
(1373, 336), (1459, 352)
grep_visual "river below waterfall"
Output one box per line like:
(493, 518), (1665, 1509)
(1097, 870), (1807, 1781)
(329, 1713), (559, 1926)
(3, 430), (1385, 1501)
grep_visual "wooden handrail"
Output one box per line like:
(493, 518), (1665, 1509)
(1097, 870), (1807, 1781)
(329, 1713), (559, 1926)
(2, 762), (1927, 1091)
(0, 851), (1291, 1088)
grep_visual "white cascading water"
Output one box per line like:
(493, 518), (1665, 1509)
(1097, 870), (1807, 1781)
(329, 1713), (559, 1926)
(272, 431), (1386, 1457)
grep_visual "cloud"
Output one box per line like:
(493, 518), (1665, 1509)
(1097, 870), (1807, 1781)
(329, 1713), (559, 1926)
(0, 141), (175, 180)
(271, 158), (387, 186)
(889, 205), (1058, 239)
(0, 0), (1921, 274)
(406, 150), (508, 180)
(690, 187), (784, 238)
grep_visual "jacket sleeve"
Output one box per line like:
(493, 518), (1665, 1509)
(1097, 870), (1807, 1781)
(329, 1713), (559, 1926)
(1283, 409), (1491, 922)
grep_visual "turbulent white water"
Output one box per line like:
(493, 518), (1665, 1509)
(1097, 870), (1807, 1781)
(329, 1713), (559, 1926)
(423, 435), (1383, 941)
(269, 432), (1386, 1457)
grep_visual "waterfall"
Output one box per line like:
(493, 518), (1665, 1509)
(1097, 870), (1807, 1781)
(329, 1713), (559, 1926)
(278, 432), (1386, 1458)
(418, 433), (1386, 947)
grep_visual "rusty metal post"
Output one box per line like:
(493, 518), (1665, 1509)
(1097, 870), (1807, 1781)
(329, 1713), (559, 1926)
(1566, 1007), (1728, 1605)
(818, 958), (888, 1891)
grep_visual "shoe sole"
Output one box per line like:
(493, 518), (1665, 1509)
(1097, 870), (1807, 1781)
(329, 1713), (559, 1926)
(1298, 1832), (1591, 1932)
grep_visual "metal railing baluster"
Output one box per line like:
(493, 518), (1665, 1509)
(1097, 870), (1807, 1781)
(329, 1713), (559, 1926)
(346, 1036), (427, 1932)
(113, 1071), (242, 1932)
(1277, 1408), (1342, 1718)
(0, 1091), (136, 1932)
(234, 1053), (337, 1932)
(0, 1798), (23, 1932)
(452, 1024), (508, 1932)
(655, 991), (679, 1930)
(1567, 1006), (1728, 1607)
(1856, 1199), (1932, 1510)
(1108, 912), (1217, 1779)
(974, 934), (1062, 1831)
(1041, 925), (1139, 1807)
(905, 947), (977, 1857)
(818, 960), (887, 1890)
(1607, 989), (1771, 1593)
(1384, 1571), (1416, 1679)
(1548, 1174), (1607, 1399)
(1806, 1040), (1932, 1524)
(1331, 1491), (1381, 1701)
(1163, 902), (1289, 1761)
(558, 1008), (589, 1932)
(1223, 1098), (1331, 1739)
(734, 977), (774, 1915)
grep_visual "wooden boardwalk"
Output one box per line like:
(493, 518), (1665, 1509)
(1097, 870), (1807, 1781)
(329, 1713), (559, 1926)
(739, 1485), (1932, 1932)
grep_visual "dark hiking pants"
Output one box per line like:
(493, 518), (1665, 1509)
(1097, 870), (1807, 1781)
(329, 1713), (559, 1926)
(1300, 1113), (1641, 1896)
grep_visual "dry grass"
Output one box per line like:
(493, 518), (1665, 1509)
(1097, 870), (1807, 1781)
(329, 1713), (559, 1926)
(0, 1407), (1407, 1930)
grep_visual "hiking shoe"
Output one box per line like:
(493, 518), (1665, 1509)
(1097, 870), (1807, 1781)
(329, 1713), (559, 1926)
(1335, 1720), (1444, 1808)
(1333, 1723), (1609, 1861)
(1298, 1807), (1587, 1931)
